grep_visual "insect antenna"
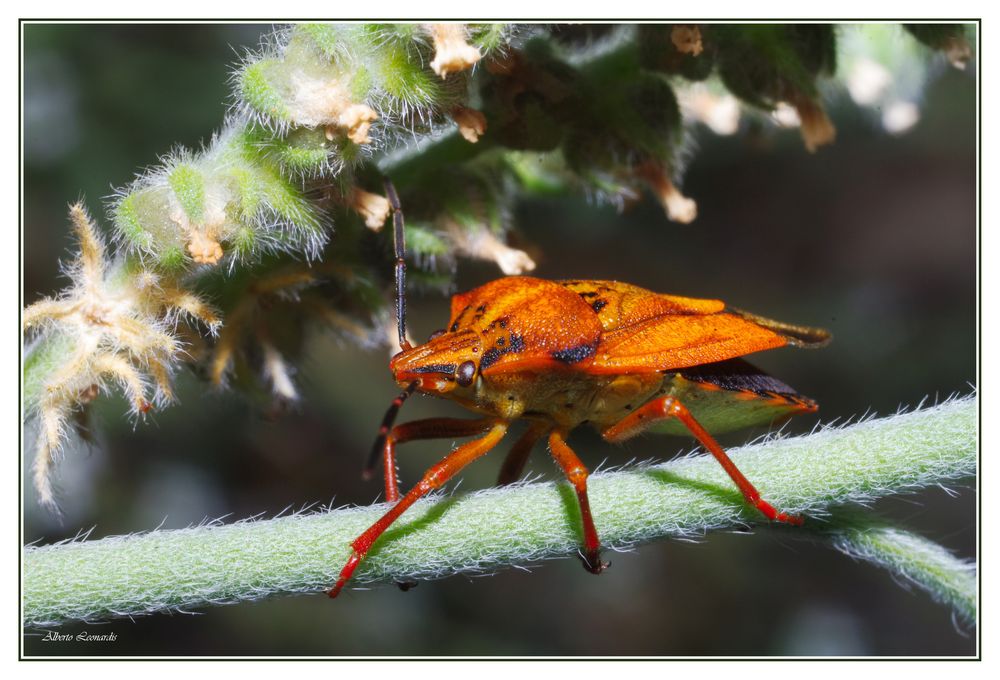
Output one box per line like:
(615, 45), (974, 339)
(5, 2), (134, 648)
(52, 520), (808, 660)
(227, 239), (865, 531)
(363, 381), (418, 480)
(383, 177), (412, 352)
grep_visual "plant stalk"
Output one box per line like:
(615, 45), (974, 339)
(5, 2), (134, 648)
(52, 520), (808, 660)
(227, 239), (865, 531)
(23, 396), (976, 628)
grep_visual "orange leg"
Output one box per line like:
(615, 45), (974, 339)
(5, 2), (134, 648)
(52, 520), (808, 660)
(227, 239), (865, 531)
(497, 421), (549, 486)
(363, 383), (417, 483)
(329, 421), (509, 598)
(549, 431), (608, 574)
(372, 417), (496, 502)
(603, 396), (803, 526)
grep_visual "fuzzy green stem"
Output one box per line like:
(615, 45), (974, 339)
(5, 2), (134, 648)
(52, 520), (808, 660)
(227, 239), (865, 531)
(821, 509), (977, 624)
(24, 396), (975, 628)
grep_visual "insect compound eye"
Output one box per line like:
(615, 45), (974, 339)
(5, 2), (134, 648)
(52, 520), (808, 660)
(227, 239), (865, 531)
(455, 360), (477, 387)
(427, 329), (445, 342)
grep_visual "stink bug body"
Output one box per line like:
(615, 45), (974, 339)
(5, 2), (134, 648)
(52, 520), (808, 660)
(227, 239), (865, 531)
(328, 180), (831, 597)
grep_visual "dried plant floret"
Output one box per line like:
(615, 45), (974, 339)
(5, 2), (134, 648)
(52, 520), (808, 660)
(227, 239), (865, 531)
(451, 106), (488, 143)
(671, 25), (704, 56)
(349, 187), (391, 230)
(635, 163), (698, 224)
(442, 220), (536, 275)
(23, 204), (218, 510)
(427, 24), (482, 79)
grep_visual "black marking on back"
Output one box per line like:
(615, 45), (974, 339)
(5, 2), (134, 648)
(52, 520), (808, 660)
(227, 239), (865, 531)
(480, 333), (526, 370)
(411, 363), (457, 375)
(486, 315), (511, 331)
(451, 304), (473, 332)
(679, 358), (802, 399)
(481, 348), (503, 370)
(591, 299), (607, 313)
(551, 340), (599, 364)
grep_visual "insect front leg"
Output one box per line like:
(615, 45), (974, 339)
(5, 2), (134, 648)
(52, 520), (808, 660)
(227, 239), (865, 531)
(373, 417), (497, 502)
(602, 396), (803, 526)
(364, 383), (417, 489)
(329, 421), (509, 598)
(548, 431), (608, 574)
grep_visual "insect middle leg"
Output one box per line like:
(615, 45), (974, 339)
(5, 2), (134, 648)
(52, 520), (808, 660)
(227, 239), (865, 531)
(329, 421), (509, 598)
(602, 396), (802, 525)
(370, 417), (497, 502)
(549, 430), (608, 574)
(496, 421), (550, 486)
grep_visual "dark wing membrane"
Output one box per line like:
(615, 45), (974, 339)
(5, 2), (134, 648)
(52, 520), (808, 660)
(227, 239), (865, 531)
(727, 308), (832, 348)
(652, 361), (817, 436)
(679, 358), (816, 409)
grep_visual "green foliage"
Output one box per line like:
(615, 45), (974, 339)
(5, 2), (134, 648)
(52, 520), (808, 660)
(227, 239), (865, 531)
(239, 60), (291, 121)
(904, 23), (969, 50)
(113, 127), (327, 270)
(470, 23), (509, 53)
(238, 124), (332, 177)
(167, 163), (207, 222)
(713, 24), (837, 107)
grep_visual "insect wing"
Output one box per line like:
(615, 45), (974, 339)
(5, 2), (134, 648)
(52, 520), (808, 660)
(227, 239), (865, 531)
(556, 281), (829, 374)
(558, 280), (725, 332)
(589, 312), (789, 374)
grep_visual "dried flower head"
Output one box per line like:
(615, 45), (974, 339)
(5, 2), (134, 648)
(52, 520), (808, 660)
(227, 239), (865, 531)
(671, 25), (704, 56)
(452, 106), (488, 143)
(287, 68), (379, 144)
(350, 188), (391, 230)
(790, 94), (837, 153)
(635, 163), (698, 224)
(23, 204), (218, 510)
(428, 24), (482, 79)
(443, 220), (536, 275)
(679, 84), (741, 136)
(328, 104), (379, 145)
(943, 35), (973, 69)
(186, 229), (225, 265)
(206, 263), (376, 404)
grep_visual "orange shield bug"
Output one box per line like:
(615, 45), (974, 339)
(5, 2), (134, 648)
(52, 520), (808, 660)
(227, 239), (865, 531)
(328, 179), (831, 597)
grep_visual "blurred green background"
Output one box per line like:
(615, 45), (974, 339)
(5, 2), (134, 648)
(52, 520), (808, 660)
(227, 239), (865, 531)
(22, 23), (976, 656)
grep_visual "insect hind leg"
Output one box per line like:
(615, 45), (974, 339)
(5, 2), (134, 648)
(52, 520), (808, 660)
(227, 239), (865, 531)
(602, 396), (803, 526)
(549, 431), (608, 574)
